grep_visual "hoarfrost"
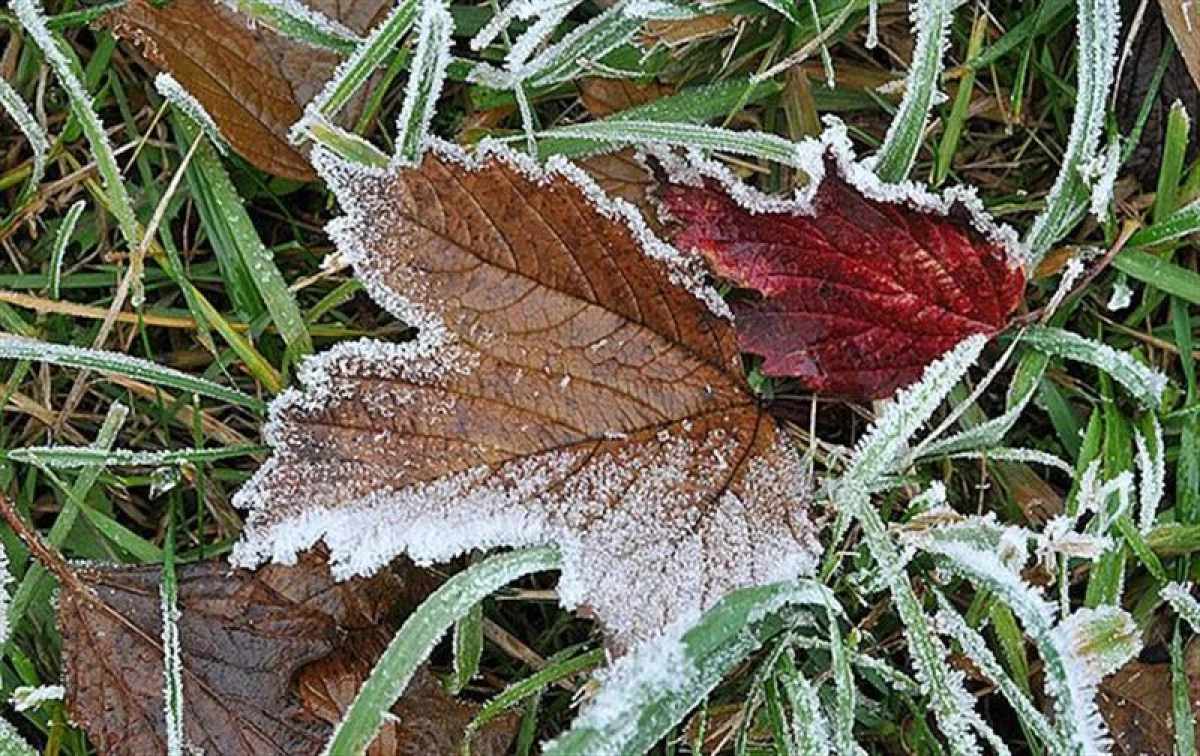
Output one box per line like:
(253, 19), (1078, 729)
(1161, 582), (1200, 632)
(654, 117), (1026, 260)
(155, 73), (228, 154)
(1134, 414), (1165, 533)
(10, 685), (64, 712)
(1106, 279), (1133, 310)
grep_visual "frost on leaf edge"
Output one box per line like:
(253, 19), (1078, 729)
(653, 116), (1028, 268)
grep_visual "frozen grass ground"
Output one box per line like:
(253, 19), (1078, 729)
(0, 0), (1199, 753)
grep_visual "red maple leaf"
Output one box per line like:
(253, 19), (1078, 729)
(663, 157), (1026, 399)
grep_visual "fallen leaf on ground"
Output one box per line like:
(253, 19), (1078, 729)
(59, 552), (448, 755)
(577, 78), (671, 118)
(1116, 2), (1200, 185)
(296, 629), (520, 756)
(102, 0), (389, 181)
(577, 150), (658, 227)
(1160, 0), (1200, 92)
(1098, 639), (1200, 756)
(661, 127), (1026, 398)
(231, 141), (821, 650)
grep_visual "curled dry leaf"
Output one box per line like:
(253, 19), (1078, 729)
(660, 126), (1026, 398)
(58, 552), (450, 755)
(296, 630), (520, 756)
(231, 141), (821, 649)
(102, 0), (389, 181)
(1159, 0), (1200, 92)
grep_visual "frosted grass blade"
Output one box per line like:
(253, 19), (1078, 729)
(1022, 0), (1120, 267)
(0, 77), (48, 207)
(48, 200), (86, 301)
(6, 445), (267, 468)
(0, 337), (262, 410)
(873, 0), (962, 183)
(533, 121), (804, 166)
(1023, 326), (1168, 407)
(299, 0), (420, 132)
(1127, 199), (1200, 248)
(222, 0), (360, 52)
(323, 547), (561, 756)
(13, 0), (141, 250)
(0, 719), (36, 756)
(392, 0), (453, 166)
(543, 580), (837, 755)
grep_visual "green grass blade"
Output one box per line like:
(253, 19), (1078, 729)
(1112, 249), (1200, 306)
(1153, 100), (1191, 221)
(0, 337), (263, 410)
(174, 116), (312, 359)
(1022, 325), (1168, 407)
(933, 10), (986, 187)
(1021, 0), (1120, 267)
(1127, 199), (1200, 248)
(543, 580), (837, 755)
(448, 601), (484, 696)
(462, 649), (605, 755)
(48, 200), (86, 301)
(13, 0), (141, 250)
(873, 0), (961, 183)
(392, 0), (453, 166)
(1171, 624), (1196, 756)
(322, 547), (561, 756)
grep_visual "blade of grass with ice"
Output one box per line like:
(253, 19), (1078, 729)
(13, 0), (141, 250)
(48, 200), (85, 301)
(322, 547), (561, 756)
(1161, 582), (1200, 632)
(5, 404), (126, 634)
(174, 116), (312, 360)
(0, 338), (262, 410)
(1021, 0), (1120, 268)
(0, 77), (48, 209)
(392, 0), (454, 167)
(161, 506), (185, 756)
(872, 0), (963, 183)
(533, 121), (805, 166)
(6, 445), (267, 469)
(543, 580), (838, 756)
(0, 719), (36, 756)
(1022, 326), (1168, 407)
(298, 0), (420, 133)
(221, 0), (360, 52)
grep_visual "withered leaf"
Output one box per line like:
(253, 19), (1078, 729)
(232, 142), (821, 649)
(296, 629), (520, 756)
(577, 78), (670, 119)
(103, 0), (389, 181)
(60, 552), (411, 755)
(1160, 0), (1200, 93)
(662, 133), (1026, 398)
(1098, 640), (1200, 756)
(1115, 1), (1200, 186)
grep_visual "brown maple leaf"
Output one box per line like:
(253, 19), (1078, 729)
(102, 0), (389, 181)
(231, 142), (820, 648)
(659, 126), (1027, 399)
